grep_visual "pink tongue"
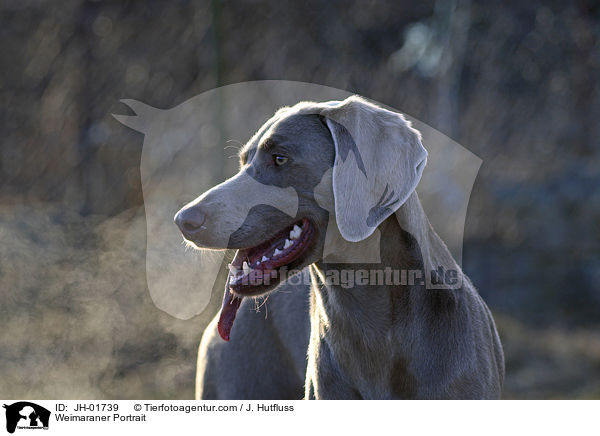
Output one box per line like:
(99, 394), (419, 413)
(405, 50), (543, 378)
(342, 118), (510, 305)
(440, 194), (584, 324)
(217, 281), (242, 341)
(217, 250), (245, 341)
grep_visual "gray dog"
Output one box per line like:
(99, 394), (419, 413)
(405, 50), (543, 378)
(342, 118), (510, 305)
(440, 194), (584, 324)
(175, 96), (504, 399)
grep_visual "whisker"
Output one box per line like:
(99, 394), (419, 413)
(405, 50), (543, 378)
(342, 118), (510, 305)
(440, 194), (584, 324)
(224, 139), (243, 151)
(256, 295), (270, 312)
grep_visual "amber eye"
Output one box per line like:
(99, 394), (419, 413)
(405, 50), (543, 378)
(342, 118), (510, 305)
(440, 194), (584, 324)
(273, 155), (289, 166)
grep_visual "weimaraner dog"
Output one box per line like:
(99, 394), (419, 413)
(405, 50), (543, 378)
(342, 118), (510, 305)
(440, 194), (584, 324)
(175, 96), (504, 399)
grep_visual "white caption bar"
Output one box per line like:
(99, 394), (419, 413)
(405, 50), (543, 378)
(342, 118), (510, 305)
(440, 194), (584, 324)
(0, 400), (596, 436)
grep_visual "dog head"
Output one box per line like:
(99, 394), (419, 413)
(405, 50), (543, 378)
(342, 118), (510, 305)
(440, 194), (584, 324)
(174, 96), (427, 339)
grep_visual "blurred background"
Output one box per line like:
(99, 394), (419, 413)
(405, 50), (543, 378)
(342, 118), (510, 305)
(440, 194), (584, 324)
(1, 0), (599, 399)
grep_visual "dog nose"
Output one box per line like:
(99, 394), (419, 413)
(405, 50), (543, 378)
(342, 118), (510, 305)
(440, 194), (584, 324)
(174, 207), (206, 239)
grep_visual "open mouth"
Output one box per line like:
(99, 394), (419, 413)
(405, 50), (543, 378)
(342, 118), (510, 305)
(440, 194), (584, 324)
(218, 217), (314, 341)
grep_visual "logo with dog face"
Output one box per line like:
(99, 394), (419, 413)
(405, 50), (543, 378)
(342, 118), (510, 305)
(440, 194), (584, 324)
(3, 402), (50, 433)
(113, 81), (481, 325)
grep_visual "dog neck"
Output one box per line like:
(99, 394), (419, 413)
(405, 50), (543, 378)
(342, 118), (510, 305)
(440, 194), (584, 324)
(308, 192), (467, 397)
(310, 191), (462, 342)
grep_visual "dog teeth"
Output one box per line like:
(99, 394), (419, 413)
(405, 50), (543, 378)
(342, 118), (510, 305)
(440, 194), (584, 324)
(273, 248), (282, 257)
(290, 225), (302, 240)
(228, 264), (238, 274)
(261, 256), (269, 262)
(283, 239), (293, 249)
(243, 261), (252, 275)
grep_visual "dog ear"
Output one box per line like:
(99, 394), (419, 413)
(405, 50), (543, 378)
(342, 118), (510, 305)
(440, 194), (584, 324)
(320, 96), (427, 242)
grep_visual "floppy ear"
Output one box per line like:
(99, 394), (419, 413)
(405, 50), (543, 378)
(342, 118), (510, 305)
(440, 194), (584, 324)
(320, 96), (427, 242)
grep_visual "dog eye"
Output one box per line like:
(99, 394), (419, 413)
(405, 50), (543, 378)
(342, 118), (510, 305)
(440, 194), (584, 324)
(273, 155), (288, 166)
